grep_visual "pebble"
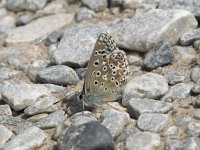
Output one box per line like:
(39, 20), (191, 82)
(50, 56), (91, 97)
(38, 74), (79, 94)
(0, 124), (13, 146)
(24, 96), (60, 115)
(75, 7), (96, 22)
(109, 9), (197, 52)
(16, 12), (34, 26)
(2, 126), (46, 150)
(82, 0), (108, 12)
(0, 105), (12, 115)
(42, 84), (65, 93)
(163, 71), (185, 85)
(5, 13), (74, 46)
(27, 113), (49, 122)
(164, 138), (182, 150)
(109, 0), (123, 7)
(137, 113), (168, 133)
(183, 137), (198, 150)
(0, 15), (15, 33)
(161, 82), (194, 102)
(125, 132), (160, 150)
(99, 108), (130, 139)
(192, 95), (200, 108)
(143, 42), (174, 70)
(191, 67), (200, 82)
(127, 98), (173, 118)
(163, 126), (178, 137)
(180, 28), (200, 46)
(2, 83), (50, 111)
(44, 31), (62, 47)
(174, 115), (192, 127)
(36, 110), (65, 129)
(50, 24), (107, 67)
(192, 109), (200, 120)
(186, 122), (200, 136)
(57, 121), (114, 150)
(37, 65), (79, 85)
(0, 67), (19, 81)
(123, 73), (168, 106)
(0, 115), (24, 125)
(193, 40), (200, 50)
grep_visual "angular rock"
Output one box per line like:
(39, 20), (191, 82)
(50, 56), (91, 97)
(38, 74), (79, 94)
(99, 108), (130, 139)
(24, 96), (60, 116)
(2, 83), (50, 111)
(186, 122), (200, 136)
(12, 122), (33, 134)
(27, 113), (49, 122)
(109, 9), (197, 52)
(5, 13), (73, 46)
(161, 82), (193, 102)
(37, 65), (79, 85)
(137, 113), (168, 133)
(43, 84), (65, 93)
(0, 105), (12, 115)
(82, 0), (108, 12)
(36, 110), (65, 129)
(123, 73), (168, 106)
(163, 71), (185, 85)
(3, 127), (46, 150)
(191, 67), (200, 83)
(144, 42), (174, 70)
(44, 31), (62, 47)
(6, 0), (47, 12)
(127, 98), (173, 119)
(0, 67), (19, 81)
(50, 24), (107, 67)
(0, 15), (15, 33)
(57, 121), (114, 150)
(0, 115), (24, 125)
(75, 7), (96, 22)
(180, 28), (200, 46)
(125, 132), (160, 150)
(0, 125), (13, 146)
(16, 12), (34, 26)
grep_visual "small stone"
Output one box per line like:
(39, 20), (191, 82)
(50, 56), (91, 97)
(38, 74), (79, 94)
(0, 15), (15, 33)
(161, 82), (193, 102)
(6, 0), (47, 12)
(127, 53), (143, 66)
(2, 83), (50, 111)
(36, 110), (65, 129)
(44, 31), (62, 47)
(12, 122), (33, 134)
(27, 113), (48, 122)
(192, 109), (200, 120)
(123, 73), (168, 106)
(127, 98), (173, 118)
(192, 80), (200, 94)
(16, 13), (34, 26)
(180, 28), (200, 46)
(99, 108), (130, 139)
(75, 7), (96, 22)
(163, 71), (185, 85)
(193, 40), (200, 50)
(3, 127), (46, 150)
(137, 113), (168, 133)
(163, 126), (178, 137)
(0, 67), (19, 81)
(125, 132), (160, 150)
(186, 122), (200, 136)
(192, 95), (200, 108)
(24, 96), (60, 116)
(5, 14), (73, 46)
(37, 65), (79, 85)
(144, 42), (174, 70)
(0, 105), (12, 115)
(82, 0), (108, 12)
(164, 138), (182, 150)
(0, 124), (13, 146)
(109, 0), (123, 7)
(57, 121), (114, 150)
(191, 67), (200, 82)
(43, 84), (65, 93)
(174, 115), (192, 127)
(0, 115), (24, 125)
(183, 137), (198, 150)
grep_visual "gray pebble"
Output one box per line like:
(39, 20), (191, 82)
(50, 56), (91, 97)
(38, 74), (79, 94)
(82, 0), (108, 12)
(75, 7), (96, 22)
(186, 122), (200, 136)
(0, 124), (13, 146)
(180, 28), (200, 46)
(163, 72), (185, 85)
(0, 105), (12, 115)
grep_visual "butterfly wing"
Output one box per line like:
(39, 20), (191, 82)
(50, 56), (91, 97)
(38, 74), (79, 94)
(83, 33), (129, 106)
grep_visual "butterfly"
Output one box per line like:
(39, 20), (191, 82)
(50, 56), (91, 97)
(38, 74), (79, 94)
(78, 33), (129, 108)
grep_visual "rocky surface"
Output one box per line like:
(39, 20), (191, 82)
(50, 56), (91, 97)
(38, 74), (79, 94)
(0, 0), (200, 150)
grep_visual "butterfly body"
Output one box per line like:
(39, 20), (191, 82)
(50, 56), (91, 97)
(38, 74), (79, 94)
(80, 33), (129, 107)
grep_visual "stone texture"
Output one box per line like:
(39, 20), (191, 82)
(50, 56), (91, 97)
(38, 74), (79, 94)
(0, 105), (12, 115)
(82, 0), (108, 12)
(57, 121), (114, 150)
(42, 84), (65, 93)
(161, 82), (193, 102)
(75, 7), (96, 22)
(186, 122), (200, 136)
(127, 98), (173, 118)
(163, 126), (178, 137)
(99, 108), (130, 139)
(24, 96), (60, 116)
(0, 125), (13, 146)
(123, 73), (168, 106)
(0, 67), (19, 81)
(50, 24), (107, 67)
(163, 71), (185, 85)
(2, 83), (50, 111)
(36, 110), (65, 129)
(0, 115), (24, 125)
(6, 0), (47, 12)
(137, 113), (168, 133)
(191, 67), (200, 83)
(192, 80), (200, 94)
(144, 42), (174, 70)
(180, 28), (200, 46)
(3, 126), (46, 150)
(0, 15), (15, 33)
(44, 31), (62, 47)
(165, 138), (182, 150)
(125, 132), (160, 150)
(174, 115), (192, 127)
(109, 9), (197, 52)
(192, 95), (200, 108)
(27, 113), (49, 122)
(37, 65), (79, 85)
(5, 13), (74, 46)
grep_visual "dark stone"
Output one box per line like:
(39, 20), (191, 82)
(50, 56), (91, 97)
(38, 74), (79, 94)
(143, 42), (174, 70)
(45, 31), (62, 47)
(57, 121), (114, 150)
(180, 28), (200, 46)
